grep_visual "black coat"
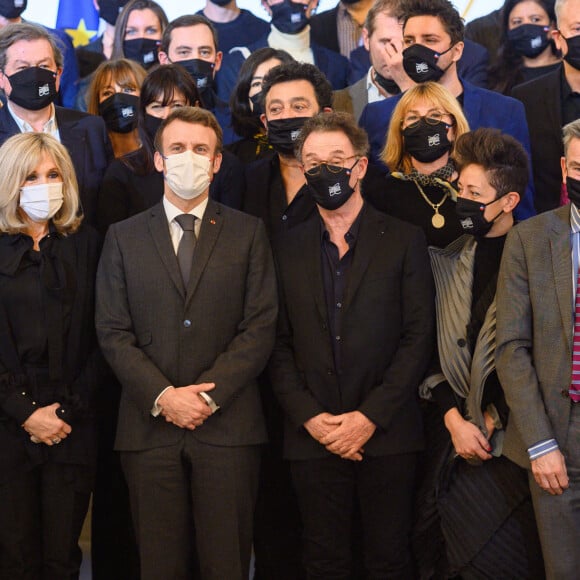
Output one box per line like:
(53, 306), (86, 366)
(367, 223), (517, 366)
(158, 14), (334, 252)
(269, 204), (435, 460)
(0, 225), (102, 478)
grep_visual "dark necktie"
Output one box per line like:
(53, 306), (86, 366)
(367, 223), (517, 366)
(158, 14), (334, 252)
(175, 214), (197, 286)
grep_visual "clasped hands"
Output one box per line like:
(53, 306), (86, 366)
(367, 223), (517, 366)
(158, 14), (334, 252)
(158, 383), (216, 430)
(304, 411), (376, 461)
(22, 402), (72, 446)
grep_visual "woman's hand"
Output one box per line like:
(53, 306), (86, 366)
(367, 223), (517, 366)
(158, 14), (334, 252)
(22, 403), (72, 445)
(444, 408), (492, 462)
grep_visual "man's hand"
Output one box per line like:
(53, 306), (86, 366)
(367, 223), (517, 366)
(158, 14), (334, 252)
(22, 403), (72, 445)
(531, 449), (569, 495)
(304, 412), (338, 443)
(319, 411), (376, 461)
(158, 383), (215, 430)
(444, 408), (492, 461)
(382, 38), (414, 93)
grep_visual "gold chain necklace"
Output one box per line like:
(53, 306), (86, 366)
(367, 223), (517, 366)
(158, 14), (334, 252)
(413, 179), (449, 229)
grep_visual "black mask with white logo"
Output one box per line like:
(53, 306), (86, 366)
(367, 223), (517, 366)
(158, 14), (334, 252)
(373, 70), (401, 95)
(98, 0), (128, 26)
(402, 43), (454, 83)
(402, 118), (452, 163)
(305, 161), (358, 210)
(566, 176), (580, 208)
(0, 0), (27, 19)
(267, 117), (309, 156)
(8, 67), (57, 111)
(175, 59), (215, 95)
(507, 24), (551, 58)
(123, 38), (160, 69)
(270, 0), (309, 34)
(561, 33), (580, 70)
(98, 93), (139, 133)
(455, 196), (505, 237)
(209, 0), (232, 6)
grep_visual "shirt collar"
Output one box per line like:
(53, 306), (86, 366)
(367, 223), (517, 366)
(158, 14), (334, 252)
(570, 202), (580, 234)
(320, 202), (366, 246)
(163, 195), (209, 226)
(7, 102), (57, 134)
(366, 67), (385, 104)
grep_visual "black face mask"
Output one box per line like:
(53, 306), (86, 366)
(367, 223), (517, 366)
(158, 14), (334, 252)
(98, 0), (128, 26)
(567, 176), (580, 208)
(561, 33), (580, 70)
(270, 0), (309, 35)
(455, 196), (505, 237)
(402, 43), (454, 83)
(7, 67), (57, 111)
(267, 116), (309, 155)
(175, 59), (215, 94)
(98, 93), (138, 133)
(305, 160), (358, 210)
(209, 0), (232, 6)
(123, 38), (160, 69)
(0, 0), (26, 19)
(250, 92), (263, 117)
(373, 70), (401, 95)
(402, 118), (452, 163)
(507, 24), (551, 58)
(144, 113), (163, 142)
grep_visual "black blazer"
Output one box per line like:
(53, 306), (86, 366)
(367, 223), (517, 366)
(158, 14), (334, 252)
(0, 105), (113, 226)
(310, 5), (340, 54)
(269, 204), (435, 460)
(512, 67), (564, 214)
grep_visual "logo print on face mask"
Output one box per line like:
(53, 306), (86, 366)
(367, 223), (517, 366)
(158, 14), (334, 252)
(459, 217), (474, 230)
(121, 106), (134, 118)
(196, 77), (208, 89)
(416, 62), (429, 74)
(428, 134), (441, 147)
(531, 35), (542, 49)
(329, 183), (342, 196)
(143, 51), (155, 64)
(291, 129), (301, 141)
(38, 84), (49, 97)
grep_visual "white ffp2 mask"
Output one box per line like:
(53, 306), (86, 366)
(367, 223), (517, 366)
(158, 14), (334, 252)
(163, 150), (212, 200)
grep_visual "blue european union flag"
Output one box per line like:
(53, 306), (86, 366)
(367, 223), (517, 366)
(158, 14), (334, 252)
(56, 0), (100, 48)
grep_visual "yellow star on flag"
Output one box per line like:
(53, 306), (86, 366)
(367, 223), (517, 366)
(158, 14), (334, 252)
(65, 18), (98, 48)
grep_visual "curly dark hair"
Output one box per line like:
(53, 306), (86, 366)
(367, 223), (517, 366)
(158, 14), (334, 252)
(454, 128), (529, 197)
(260, 61), (334, 113)
(401, 0), (465, 45)
(230, 48), (295, 139)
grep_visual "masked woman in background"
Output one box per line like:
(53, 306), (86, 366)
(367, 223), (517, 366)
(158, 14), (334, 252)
(489, 0), (561, 95)
(87, 58), (147, 158)
(111, 0), (168, 70)
(0, 133), (101, 579)
(366, 81), (469, 248)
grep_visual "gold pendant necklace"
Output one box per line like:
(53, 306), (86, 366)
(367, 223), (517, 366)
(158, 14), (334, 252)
(414, 180), (449, 229)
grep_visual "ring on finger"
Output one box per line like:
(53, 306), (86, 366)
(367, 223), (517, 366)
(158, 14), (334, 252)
(52, 437), (61, 444)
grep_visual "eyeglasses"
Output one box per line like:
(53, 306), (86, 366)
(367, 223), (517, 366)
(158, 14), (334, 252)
(402, 111), (455, 129)
(303, 156), (358, 176)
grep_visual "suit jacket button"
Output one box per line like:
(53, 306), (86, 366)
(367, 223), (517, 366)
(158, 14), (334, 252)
(457, 338), (466, 347)
(183, 319), (191, 328)
(327, 369), (334, 375)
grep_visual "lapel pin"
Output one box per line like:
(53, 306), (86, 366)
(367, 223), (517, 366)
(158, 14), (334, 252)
(210, 219), (216, 225)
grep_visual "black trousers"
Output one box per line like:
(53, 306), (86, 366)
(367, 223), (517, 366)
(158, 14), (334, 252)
(291, 452), (417, 580)
(0, 462), (92, 580)
(121, 436), (260, 580)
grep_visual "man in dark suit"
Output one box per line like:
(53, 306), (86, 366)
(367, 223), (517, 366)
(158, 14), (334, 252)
(270, 111), (434, 578)
(358, 0), (535, 220)
(96, 106), (277, 580)
(512, 0), (580, 213)
(216, 0), (349, 102)
(496, 118), (580, 579)
(0, 22), (112, 225)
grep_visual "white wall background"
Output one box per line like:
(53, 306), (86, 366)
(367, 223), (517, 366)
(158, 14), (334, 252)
(25, 0), (503, 30)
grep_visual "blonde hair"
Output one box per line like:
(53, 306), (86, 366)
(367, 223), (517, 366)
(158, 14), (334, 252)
(382, 82), (470, 173)
(0, 133), (82, 235)
(86, 58), (147, 115)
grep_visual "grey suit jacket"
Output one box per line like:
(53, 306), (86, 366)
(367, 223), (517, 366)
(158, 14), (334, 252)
(496, 205), (575, 467)
(332, 77), (368, 123)
(96, 199), (278, 451)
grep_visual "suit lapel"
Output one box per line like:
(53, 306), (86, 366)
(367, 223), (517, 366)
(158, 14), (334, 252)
(342, 206), (384, 313)
(184, 200), (223, 309)
(148, 203), (185, 299)
(542, 71), (562, 130)
(549, 206), (573, 353)
(462, 81), (482, 128)
(301, 216), (327, 322)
